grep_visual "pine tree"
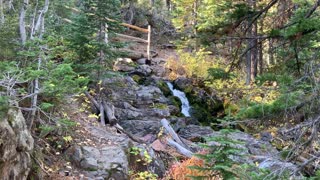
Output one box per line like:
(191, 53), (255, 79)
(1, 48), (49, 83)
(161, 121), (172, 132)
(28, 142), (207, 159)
(66, 0), (123, 79)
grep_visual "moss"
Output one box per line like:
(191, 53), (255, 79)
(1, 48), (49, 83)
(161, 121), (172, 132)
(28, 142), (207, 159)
(132, 75), (141, 83)
(157, 81), (172, 97)
(190, 104), (214, 125)
(151, 103), (168, 109)
(168, 96), (182, 109)
(86, 167), (99, 171)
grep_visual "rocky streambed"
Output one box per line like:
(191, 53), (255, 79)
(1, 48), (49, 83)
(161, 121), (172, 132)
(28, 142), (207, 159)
(62, 57), (303, 179)
(0, 57), (303, 179)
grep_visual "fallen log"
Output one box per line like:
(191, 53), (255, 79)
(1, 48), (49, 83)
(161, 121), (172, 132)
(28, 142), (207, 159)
(102, 100), (117, 126)
(160, 119), (191, 151)
(84, 91), (99, 112)
(167, 138), (193, 158)
(99, 102), (106, 126)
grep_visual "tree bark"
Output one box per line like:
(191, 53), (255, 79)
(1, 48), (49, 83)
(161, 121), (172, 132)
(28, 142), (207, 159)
(161, 119), (191, 150)
(19, 0), (29, 45)
(0, 0), (4, 25)
(99, 102), (106, 126)
(32, 0), (49, 38)
(250, 0), (258, 81)
(102, 100), (117, 126)
(258, 19), (264, 75)
(29, 0), (50, 129)
(246, 22), (252, 85)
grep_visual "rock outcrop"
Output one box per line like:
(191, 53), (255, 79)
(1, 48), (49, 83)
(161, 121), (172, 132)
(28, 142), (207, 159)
(0, 108), (34, 180)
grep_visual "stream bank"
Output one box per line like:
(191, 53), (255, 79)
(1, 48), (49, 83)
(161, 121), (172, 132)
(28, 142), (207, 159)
(59, 57), (303, 179)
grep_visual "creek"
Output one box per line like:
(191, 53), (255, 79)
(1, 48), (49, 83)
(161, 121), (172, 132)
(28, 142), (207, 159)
(166, 82), (191, 117)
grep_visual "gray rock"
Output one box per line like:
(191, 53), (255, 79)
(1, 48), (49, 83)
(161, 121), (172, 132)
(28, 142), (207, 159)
(119, 120), (161, 137)
(173, 77), (193, 91)
(206, 131), (300, 176)
(179, 125), (214, 142)
(80, 157), (99, 170)
(0, 108), (34, 180)
(136, 58), (147, 65)
(68, 145), (129, 179)
(113, 58), (136, 72)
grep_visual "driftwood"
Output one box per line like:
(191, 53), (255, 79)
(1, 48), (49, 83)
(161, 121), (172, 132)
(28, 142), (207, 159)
(161, 119), (194, 157)
(167, 138), (193, 158)
(99, 102), (106, 126)
(161, 119), (190, 150)
(102, 100), (117, 126)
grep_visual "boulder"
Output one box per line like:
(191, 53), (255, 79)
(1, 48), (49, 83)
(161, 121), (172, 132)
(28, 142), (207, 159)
(136, 58), (147, 65)
(0, 108), (34, 180)
(173, 77), (193, 91)
(113, 58), (136, 72)
(67, 145), (129, 179)
(128, 144), (166, 178)
(119, 120), (161, 137)
(178, 125), (214, 142)
(129, 65), (152, 77)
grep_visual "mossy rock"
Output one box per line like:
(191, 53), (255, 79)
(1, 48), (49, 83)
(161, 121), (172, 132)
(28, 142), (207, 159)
(131, 75), (151, 85)
(168, 96), (182, 110)
(157, 81), (172, 97)
(151, 103), (168, 109)
(190, 104), (215, 125)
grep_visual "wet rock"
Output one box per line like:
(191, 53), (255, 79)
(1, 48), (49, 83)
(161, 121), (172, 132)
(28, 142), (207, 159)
(0, 108), (34, 180)
(173, 77), (223, 123)
(168, 105), (181, 116)
(173, 77), (193, 91)
(156, 80), (172, 97)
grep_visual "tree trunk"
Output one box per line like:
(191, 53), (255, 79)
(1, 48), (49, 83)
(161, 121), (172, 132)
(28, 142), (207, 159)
(29, 56), (41, 130)
(102, 101), (117, 126)
(19, 0), (29, 45)
(246, 22), (252, 85)
(99, 102), (106, 126)
(30, 0), (38, 39)
(193, 0), (198, 51)
(258, 19), (264, 75)
(0, 0), (4, 25)
(268, 39), (274, 65)
(29, 0), (50, 129)
(250, 0), (258, 81)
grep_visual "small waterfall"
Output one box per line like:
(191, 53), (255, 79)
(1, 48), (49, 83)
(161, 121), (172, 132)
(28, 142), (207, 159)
(166, 82), (191, 117)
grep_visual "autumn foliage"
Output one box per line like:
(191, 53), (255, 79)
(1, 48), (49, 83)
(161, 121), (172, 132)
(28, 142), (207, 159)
(167, 156), (221, 180)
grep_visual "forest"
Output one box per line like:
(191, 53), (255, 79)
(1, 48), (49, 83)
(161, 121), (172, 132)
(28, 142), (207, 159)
(0, 0), (320, 179)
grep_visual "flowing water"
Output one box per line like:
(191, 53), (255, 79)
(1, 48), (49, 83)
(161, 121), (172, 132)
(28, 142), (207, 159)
(166, 82), (191, 117)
